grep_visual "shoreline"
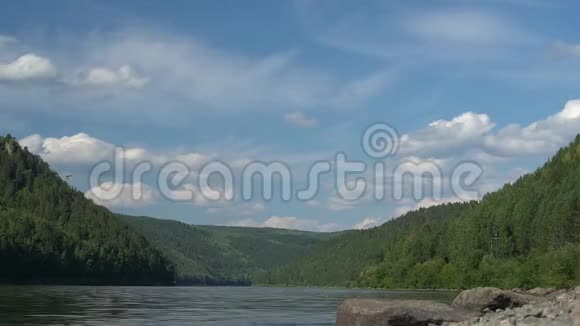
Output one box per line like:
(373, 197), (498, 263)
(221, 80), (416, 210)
(337, 286), (580, 325)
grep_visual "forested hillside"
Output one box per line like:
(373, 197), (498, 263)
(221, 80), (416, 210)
(254, 203), (471, 287)
(0, 135), (174, 285)
(120, 215), (337, 285)
(260, 136), (580, 289)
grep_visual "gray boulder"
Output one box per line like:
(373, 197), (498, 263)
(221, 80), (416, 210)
(452, 287), (538, 312)
(528, 288), (557, 296)
(336, 299), (478, 326)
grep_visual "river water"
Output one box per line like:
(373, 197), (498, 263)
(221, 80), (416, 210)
(0, 286), (457, 325)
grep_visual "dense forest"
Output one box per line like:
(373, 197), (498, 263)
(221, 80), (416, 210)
(0, 135), (174, 285)
(120, 215), (337, 285)
(258, 136), (580, 289)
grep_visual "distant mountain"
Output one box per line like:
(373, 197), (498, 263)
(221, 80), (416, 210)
(0, 135), (174, 285)
(119, 214), (338, 285)
(259, 136), (580, 289)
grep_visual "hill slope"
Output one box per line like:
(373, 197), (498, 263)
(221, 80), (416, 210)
(260, 136), (580, 289)
(0, 135), (174, 285)
(120, 215), (338, 285)
(254, 202), (471, 287)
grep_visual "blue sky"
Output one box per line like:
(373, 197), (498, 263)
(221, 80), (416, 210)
(2, 0), (580, 231)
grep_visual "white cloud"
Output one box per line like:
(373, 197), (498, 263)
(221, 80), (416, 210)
(0, 54), (58, 81)
(398, 99), (580, 160)
(18, 134), (44, 153)
(353, 217), (383, 230)
(207, 202), (265, 216)
(285, 111), (318, 128)
(20, 133), (115, 164)
(227, 216), (341, 232)
(483, 100), (580, 157)
(85, 181), (156, 208)
(18, 133), (210, 167)
(392, 196), (472, 218)
(75, 65), (149, 88)
(0, 34), (17, 47)
(399, 112), (495, 157)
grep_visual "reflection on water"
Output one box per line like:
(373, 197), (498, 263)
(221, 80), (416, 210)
(0, 286), (457, 325)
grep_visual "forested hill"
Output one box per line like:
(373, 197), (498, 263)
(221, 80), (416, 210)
(0, 135), (174, 285)
(254, 202), (472, 287)
(120, 214), (338, 285)
(258, 135), (580, 289)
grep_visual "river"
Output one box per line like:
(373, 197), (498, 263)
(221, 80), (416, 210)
(0, 286), (457, 325)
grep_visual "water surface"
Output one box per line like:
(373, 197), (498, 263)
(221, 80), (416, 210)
(0, 286), (457, 325)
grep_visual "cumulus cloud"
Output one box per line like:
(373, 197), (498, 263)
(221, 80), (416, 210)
(228, 216), (341, 232)
(19, 133), (115, 164)
(398, 99), (580, 160)
(0, 54), (58, 81)
(399, 112), (495, 157)
(85, 181), (156, 208)
(285, 111), (318, 128)
(483, 100), (580, 157)
(75, 65), (149, 88)
(353, 217), (383, 230)
(18, 133), (210, 167)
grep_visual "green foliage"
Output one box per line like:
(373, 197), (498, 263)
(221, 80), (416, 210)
(257, 203), (469, 287)
(120, 215), (337, 285)
(0, 135), (174, 285)
(262, 135), (580, 289)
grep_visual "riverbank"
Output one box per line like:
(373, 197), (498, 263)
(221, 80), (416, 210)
(337, 286), (580, 325)
(450, 287), (580, 325)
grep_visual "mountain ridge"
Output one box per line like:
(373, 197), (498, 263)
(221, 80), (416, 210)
(120, 214), (339, 285)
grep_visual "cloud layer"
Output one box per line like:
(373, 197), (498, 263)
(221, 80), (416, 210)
(228, 216), (340, 232)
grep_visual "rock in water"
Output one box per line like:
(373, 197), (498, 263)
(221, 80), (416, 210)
(452, 287), (537, 312)
(336, 299), (478, 326)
